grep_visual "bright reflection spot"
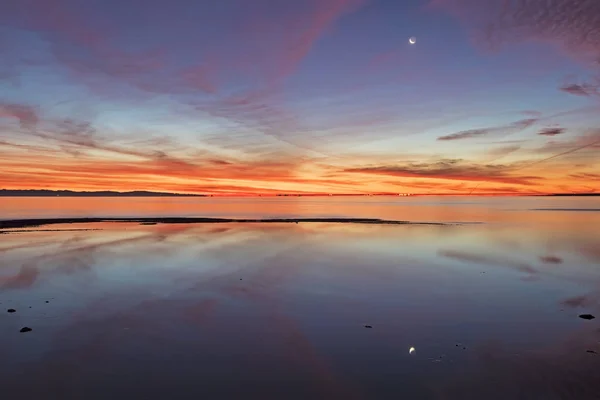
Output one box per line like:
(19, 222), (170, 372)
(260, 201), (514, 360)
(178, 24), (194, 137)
(409, 347), (416, 354)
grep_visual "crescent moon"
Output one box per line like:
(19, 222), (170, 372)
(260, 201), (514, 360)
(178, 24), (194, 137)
(409, 37), (416, 44)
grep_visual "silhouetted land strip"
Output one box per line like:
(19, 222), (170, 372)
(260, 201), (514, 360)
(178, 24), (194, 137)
(541, 193), (599, 197)
(0, 217), (453, 230)
(0, 189), (204, 197)
(530, 209), (600, 212)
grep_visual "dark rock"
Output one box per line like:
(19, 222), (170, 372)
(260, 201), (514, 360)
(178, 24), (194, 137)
(45, 301), (49, 303)
(587, 350), (597, 354)
(364, 325), (373, 329)
(20, 327), (32, 333)
(7, 309), (16, 313)
(579, 314), (596, 320)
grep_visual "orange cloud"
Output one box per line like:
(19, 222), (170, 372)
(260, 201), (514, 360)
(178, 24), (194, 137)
(344, 159), (544, 186)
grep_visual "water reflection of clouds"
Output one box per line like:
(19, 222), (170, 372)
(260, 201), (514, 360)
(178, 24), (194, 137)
(1, 221), (600, 397)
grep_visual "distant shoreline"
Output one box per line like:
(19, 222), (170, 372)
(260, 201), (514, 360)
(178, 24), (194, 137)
(538, 193), (599, 197)
(0, 190), (597, 197)
(0, 217), (453, 231)
(0, 190), (204, 197)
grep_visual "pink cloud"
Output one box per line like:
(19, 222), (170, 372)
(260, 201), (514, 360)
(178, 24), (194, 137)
(0, 102), (39, 128)
(270, 0), (366, 84)
(428, 0), (600, 78)
(560, 83), (600, 97)
(1, 0), (379, 160)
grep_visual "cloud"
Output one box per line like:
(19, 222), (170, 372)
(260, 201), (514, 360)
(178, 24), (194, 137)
(437, 128), (489, 141)
(0, 100), (213, 168)
(246, 0), (366, 85)
(429, 0), (600, 66)
(0, 141), (368, 194)
(27, 119), (194, 165)
(521, 110), (543, 117)
(560, 83), (599, 97)
(0, 102), (39, 128)
(487, 145), (521, 157)
(569, 172), (600, 181)
(539, 255), (563, 264)
(2, 1), (599, 195)
(1, 157), (296, 183)
(532, 130), (600, 161)
(538, 127), (565, 136)
(0, 0), (369, 157)
(429, 0), (600, 111)
(344, 159), (542, 185)
(1, 99), (373, 194)
(437, 118), (538, 141)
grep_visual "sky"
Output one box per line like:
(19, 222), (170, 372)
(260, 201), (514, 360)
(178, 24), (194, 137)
(0, 0), (599, 195)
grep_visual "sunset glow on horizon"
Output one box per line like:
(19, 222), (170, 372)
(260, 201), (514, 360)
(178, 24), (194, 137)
(1, 0), (599, 196)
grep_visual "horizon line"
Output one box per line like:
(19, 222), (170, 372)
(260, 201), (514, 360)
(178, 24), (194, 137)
(0, 189), (597, 197)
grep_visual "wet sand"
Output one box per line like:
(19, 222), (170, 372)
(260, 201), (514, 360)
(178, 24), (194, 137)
(0, 217), (450, 231)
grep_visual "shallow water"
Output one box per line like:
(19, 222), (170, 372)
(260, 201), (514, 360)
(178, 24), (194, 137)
(0, 198), (599, 398)
(1, 195), (599, 224)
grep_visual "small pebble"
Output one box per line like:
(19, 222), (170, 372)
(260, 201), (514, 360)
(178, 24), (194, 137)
(20, 327), (32, 333)
(364, 325), (373, 329)
(587, 350), (597, 354)
(7, 309), (16, 313)
(579, 314), (596, 320)
(45, 301), (49, 304)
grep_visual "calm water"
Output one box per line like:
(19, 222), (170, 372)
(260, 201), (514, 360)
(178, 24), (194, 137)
(1, 197), (599, 399)
(1, 195), (600, 223)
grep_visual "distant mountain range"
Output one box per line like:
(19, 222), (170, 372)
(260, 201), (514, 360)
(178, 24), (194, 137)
(0, 189), (205, 197)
